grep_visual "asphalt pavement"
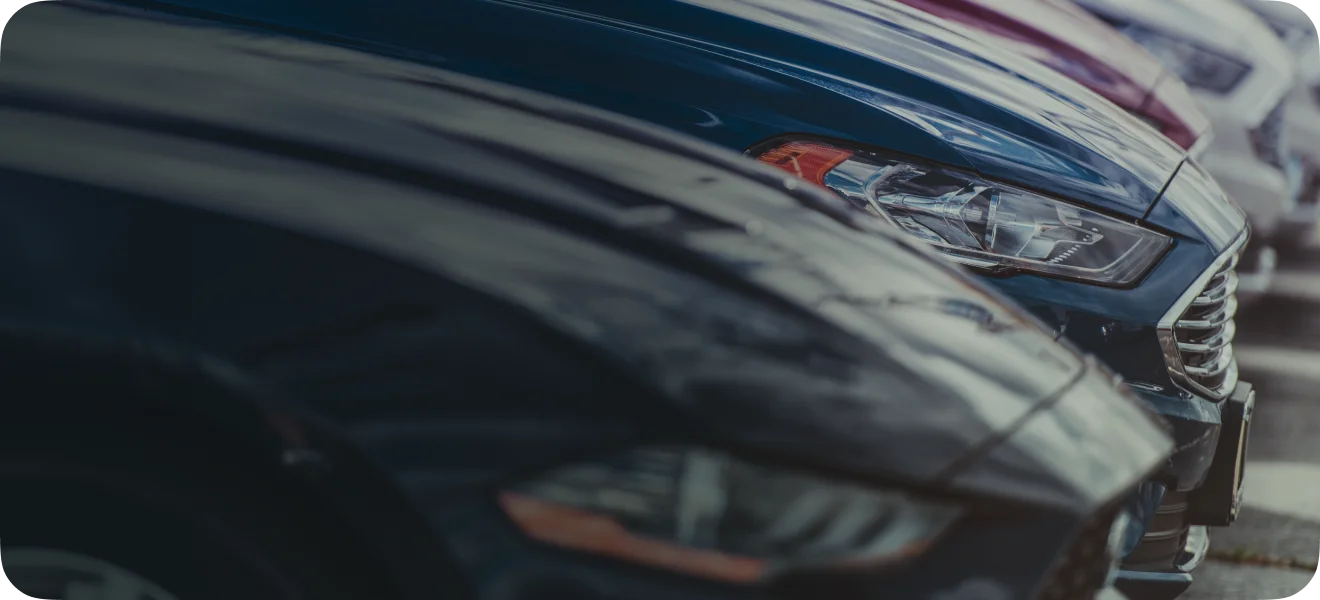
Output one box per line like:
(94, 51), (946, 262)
(1181, 240), (1320, 600)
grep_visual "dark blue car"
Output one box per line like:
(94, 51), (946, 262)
(0, 3), (1173, 600)
(45, 0), (1252, 596)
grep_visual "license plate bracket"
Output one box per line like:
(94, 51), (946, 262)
(1187, 382), (1254, 527)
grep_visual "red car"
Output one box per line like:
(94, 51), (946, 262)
(896, 0), (1211, 151)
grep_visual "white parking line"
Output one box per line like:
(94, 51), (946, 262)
(1243, 461), (1320, 523)
(1234, 345), (1320, 522)
(1263, 270), (1320, 303)
(1237, 346), (1320, 384)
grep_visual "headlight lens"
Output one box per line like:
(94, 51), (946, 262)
(1119, 25), (1251, 94)
(499, 446), (961, 583)
(752, 140), (1172, 286)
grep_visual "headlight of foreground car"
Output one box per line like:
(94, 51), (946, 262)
(1118, 24), (1252, 94)
(498, 446), (962, 583)
(751, 140), (1173, 286)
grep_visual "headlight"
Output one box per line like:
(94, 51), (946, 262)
(751, 140), (1173, 286)
(498, 446), (962, 583)
(1119, 25), (1251, 94)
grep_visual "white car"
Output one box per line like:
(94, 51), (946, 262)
(1072, 0), (1296, 302)
(1242, 0), (1320, 249)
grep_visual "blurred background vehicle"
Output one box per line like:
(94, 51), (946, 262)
(107, 0), (1264, 595)
(1071, 0), (1299, 305)
(0, 3), (1173, 600)
(1241, 0), (1320, 251)
(892, 0), (1212, 153)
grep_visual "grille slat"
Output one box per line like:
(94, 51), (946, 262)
(1176, 296), (1238, 330)
(1190, 272), (1238, 307)
(1184, 345), (1235, 378)
(1177, 321), (1236, 353)
(1165, 246), (1241, 399)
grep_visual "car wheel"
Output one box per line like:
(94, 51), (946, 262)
(0, 432), (386, 600)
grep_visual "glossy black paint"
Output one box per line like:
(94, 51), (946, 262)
(0, 3), (1170, 598)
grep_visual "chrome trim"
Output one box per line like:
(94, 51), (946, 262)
(1184, 345), (1235, 378)
(1127, 381), (1166, 393)
(1178, 527), (1211, 574)
(1177, 321), (1236, 353)
(1140, 527), (1186, 541)
(1176, 296), (1238, 329)
(1157, 231), (1249, 400)
(1190, 272), (1238, 306)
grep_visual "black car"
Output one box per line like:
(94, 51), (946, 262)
(0, 4), (1170, 600)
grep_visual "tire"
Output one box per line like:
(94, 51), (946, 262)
(0, 430), (389, 600)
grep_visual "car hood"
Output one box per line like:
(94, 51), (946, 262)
(0, 0), (1102, 486)
(126, 0), (1190, 220)
(588, 0), (1189, 218)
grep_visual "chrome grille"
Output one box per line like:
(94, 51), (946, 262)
(1250, 101), (1288, 170)
(1158, 236), (1245, 400)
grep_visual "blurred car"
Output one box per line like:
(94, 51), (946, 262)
(893, 0), (1212, 153)
(1073, 0), (1298, 303)
(0, 3), (1173, 600)
(94, 0), (1259, 596)
(1241, 0), (1320, 249)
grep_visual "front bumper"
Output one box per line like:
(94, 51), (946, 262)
(1115, 383), (1254, 600)
(989, 225), (1254, 600)
(1188, 382), (1254, 526)
(1115, 526), (1209, 600)
(1125, 386), (1225, 495)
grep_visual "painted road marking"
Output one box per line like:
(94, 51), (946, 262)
(1237, 346), (1320, 384)
(1242, 461), (1320, 522)
(1263, 270), (1320, 303)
